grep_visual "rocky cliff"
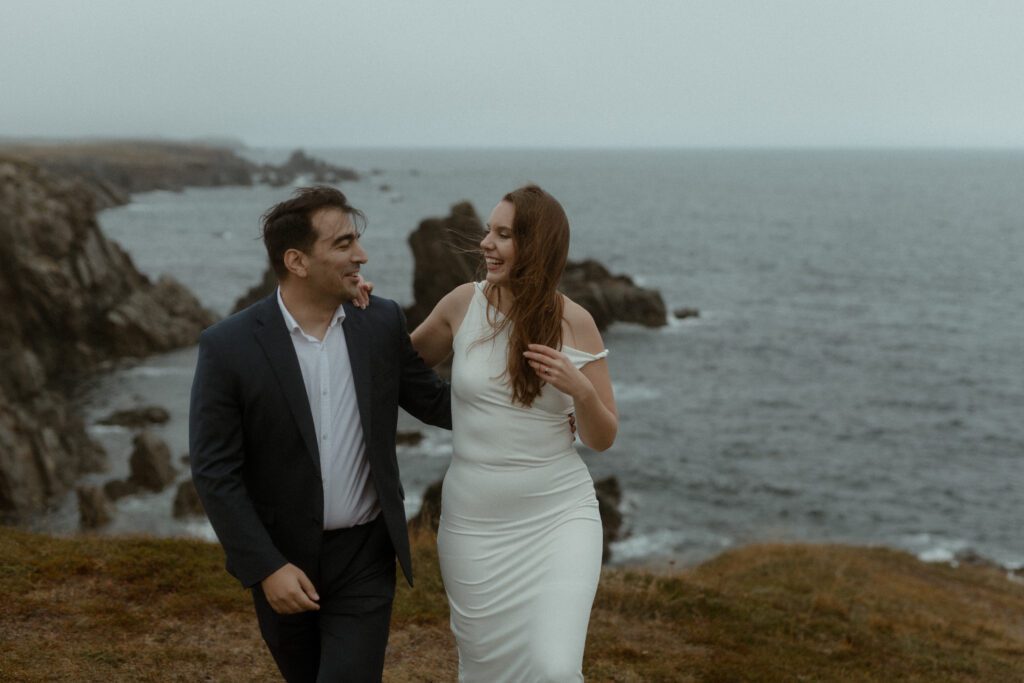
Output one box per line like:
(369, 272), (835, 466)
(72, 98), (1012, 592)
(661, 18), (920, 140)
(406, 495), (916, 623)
(0, 157), (216, 518)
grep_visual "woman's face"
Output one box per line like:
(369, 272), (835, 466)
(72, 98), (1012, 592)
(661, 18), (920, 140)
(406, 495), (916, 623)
(481, 200), (516, 286)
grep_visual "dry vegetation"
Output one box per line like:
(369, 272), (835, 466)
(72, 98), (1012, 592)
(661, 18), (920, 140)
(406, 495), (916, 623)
(1, 526), (1022, 682)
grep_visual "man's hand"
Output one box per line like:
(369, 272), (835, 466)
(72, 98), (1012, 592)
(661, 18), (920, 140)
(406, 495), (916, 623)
(353, 274), (374, 309)
(260, 563), (320, 614)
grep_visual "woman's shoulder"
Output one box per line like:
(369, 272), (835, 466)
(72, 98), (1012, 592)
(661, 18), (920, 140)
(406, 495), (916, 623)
(435, 281), (479, 320)
(559, 293), (603, 353)
(443, 282), (479, 306)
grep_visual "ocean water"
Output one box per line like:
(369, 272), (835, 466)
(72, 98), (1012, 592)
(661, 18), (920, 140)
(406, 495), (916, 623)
(37, 148), (1024, 570)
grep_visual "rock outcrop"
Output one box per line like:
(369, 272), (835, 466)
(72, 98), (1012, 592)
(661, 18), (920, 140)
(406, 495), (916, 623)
(403, 202), (668, 330)
(172, 479), (205, 518)
(404, 202), (487, 329)
(559, 260), (667, 330)
(594, 476), (624, 563)
(673, 307), (700, 320)
(255, 149), (359, 187)
(0, 157), (215, 518)
(97, 406), (170, 428)
(76, 485), (113, 529)
(128, 432), (177, 492)
(408, 480), (444, 532)
(231, 266), (277, 314)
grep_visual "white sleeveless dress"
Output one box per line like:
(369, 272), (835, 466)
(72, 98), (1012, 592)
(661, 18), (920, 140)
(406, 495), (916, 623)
(437, 283), (606, 682)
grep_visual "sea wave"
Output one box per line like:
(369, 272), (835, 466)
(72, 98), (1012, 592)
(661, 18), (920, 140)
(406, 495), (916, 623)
(610, 528), (733, 563)
(86, 424), (130, 435)
(123, 366), (194, 378)
(899, 532), (1024, 571)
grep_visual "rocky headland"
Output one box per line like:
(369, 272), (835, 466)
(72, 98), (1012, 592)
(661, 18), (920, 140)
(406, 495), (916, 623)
(0, 141), (359, 210)
(0, 156), (216, 519)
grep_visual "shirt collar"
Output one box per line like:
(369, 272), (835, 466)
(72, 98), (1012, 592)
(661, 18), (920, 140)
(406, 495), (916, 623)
(277, 287), (346, 338)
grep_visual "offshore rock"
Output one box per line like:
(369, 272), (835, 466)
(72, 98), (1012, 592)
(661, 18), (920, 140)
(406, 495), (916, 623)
(128, 432), (177, 493)
(396, 430), (424, 446)
(409, 480), (444, 533)
(76, 485), (113, 529)
(255, 149), (360, 187)
(0, 157), (214, 517)
(404, 202), (484, 330)
(172, 479), (205, 519)
(97, 405), (170, 428)
(594, 476), (624, 563)
(560, 260), (667, 330)
(673, 307), (700, 320)
(103, 478), (141, 502)
(231, 266), (277, 314)
(404, 202), (668, 331)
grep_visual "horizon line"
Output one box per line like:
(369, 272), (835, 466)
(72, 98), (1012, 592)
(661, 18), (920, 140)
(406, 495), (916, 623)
(2, 135), (1023, 153)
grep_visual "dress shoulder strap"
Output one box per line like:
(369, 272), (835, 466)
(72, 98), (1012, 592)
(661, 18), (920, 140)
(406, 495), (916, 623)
(454, 282), (489, 343)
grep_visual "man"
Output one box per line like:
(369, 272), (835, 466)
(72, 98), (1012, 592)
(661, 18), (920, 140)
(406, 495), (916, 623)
(189, 186), (450, 682)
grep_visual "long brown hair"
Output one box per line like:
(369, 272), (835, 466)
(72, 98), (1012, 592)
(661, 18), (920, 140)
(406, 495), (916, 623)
(483, 185), (570, 407)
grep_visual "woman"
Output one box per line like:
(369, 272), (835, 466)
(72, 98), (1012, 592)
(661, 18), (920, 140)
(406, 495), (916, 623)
(411, 185), (618, 681)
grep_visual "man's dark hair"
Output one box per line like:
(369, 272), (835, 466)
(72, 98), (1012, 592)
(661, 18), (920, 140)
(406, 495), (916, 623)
(261, 186), (366, 278)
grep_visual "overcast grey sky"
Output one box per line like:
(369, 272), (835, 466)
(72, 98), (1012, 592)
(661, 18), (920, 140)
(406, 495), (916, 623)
(2, 0), (1022, 148)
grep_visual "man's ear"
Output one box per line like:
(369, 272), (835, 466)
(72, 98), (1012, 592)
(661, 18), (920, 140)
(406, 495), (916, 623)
(282, 248), (308, 278)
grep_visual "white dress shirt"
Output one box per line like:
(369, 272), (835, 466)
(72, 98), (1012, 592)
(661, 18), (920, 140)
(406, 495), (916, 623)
(277, 288), (379, 529)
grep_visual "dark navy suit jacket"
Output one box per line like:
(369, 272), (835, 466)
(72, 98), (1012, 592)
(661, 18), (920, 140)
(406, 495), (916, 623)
(189, 293), (450, 588)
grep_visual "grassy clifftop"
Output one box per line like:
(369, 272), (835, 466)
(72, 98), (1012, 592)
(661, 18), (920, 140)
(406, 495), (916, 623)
(1, 526), (1021, 681)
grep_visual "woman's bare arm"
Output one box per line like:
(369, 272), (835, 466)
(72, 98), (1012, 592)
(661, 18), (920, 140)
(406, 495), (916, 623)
(409, 283), (476, 368)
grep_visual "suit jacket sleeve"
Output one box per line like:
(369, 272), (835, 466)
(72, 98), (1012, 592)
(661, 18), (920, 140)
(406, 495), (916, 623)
(393, 301), (452, 430)
(189, 329), (288, 588)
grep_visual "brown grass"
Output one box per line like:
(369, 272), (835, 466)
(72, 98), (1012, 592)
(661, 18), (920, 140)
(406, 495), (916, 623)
(1, 526), (1022, 682)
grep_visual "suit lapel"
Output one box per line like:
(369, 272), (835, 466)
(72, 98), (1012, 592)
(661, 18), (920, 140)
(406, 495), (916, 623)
(253, 296), (322, 476)
(342, 302), (373, 444)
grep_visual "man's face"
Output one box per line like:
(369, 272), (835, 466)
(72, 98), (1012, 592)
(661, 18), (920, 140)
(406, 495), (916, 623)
(303, 207), (367, 303)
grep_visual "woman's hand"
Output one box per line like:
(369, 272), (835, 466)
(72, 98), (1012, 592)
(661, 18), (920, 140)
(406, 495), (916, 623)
(523, 344), (594, 401)
(352, 275), (374, 309)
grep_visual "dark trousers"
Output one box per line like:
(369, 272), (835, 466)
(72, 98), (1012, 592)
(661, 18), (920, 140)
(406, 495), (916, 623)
(252, 515), (397, 683)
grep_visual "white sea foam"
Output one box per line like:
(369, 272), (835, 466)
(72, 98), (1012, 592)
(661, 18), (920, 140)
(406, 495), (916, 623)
(663, 310), (713, 332)
(180, 519), (218, 542)
(403, 495), (423, 519)
(413, 438), (453, 458)
(86, 424), (129, 435)
(610, 528), (733, 563)
(901, 533), (977, 566)
(123, 366), (193, 378)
